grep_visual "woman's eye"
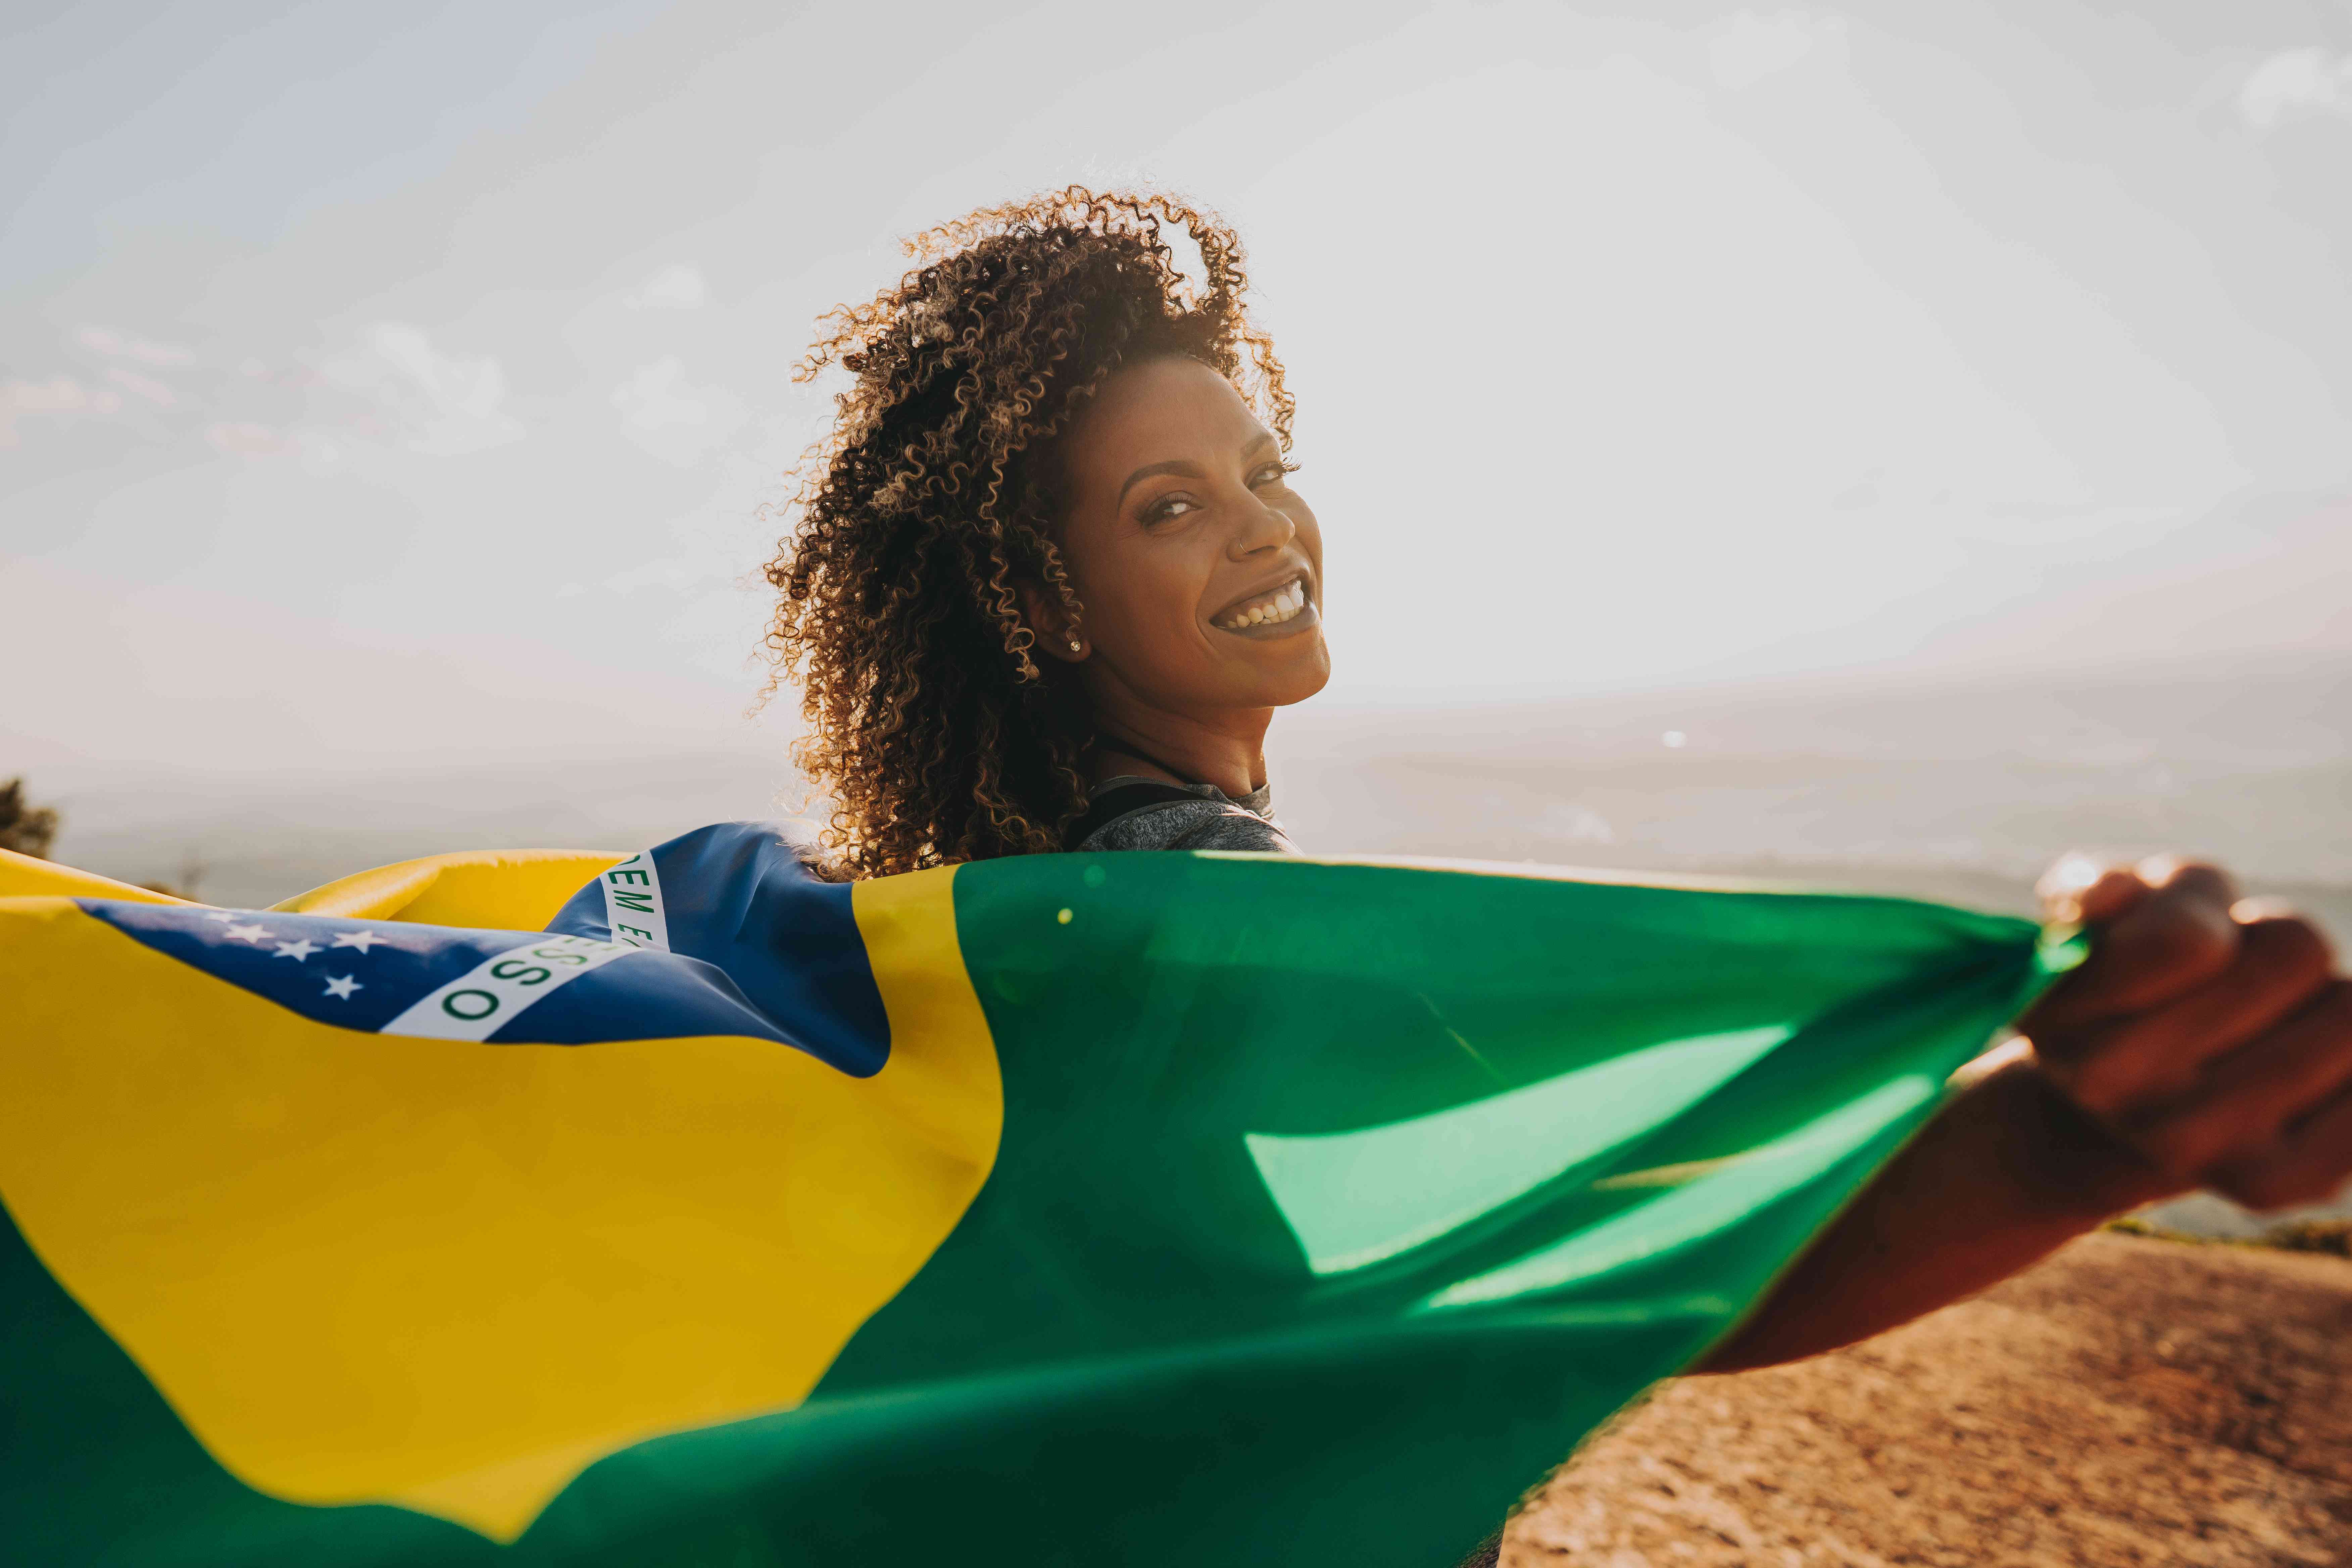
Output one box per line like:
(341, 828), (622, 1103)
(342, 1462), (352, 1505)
(1251, 461), (1300, 488)
(1142, 496), (1199, 525)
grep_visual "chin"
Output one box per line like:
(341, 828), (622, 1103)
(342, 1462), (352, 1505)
(1263, 644), (1332, 708)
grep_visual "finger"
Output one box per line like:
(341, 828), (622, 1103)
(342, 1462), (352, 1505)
(2139, 856), (2243, 929)
(2041, 910), (2335, 1116)
(2209, 1076), (2352, 1213)
(2022, 859), (2242, 1036)
(2126, 979), (2352, 1182)
(2037, 855), (2146, 926)
(2078, 869), (2151, 925)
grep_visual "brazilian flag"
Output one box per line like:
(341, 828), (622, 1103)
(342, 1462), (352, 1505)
(0, 825), (2073, 1566)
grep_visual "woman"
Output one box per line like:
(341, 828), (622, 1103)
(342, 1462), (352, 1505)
(765, 190), (1310, 868)
(765, 187), (2352, 1513)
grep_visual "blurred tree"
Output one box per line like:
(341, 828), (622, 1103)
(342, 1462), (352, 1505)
(140, 848), (205, 902)
(1, 777), (59, 858)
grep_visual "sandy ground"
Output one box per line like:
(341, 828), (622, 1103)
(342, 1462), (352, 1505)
(1501, 1233), (2352, 1568)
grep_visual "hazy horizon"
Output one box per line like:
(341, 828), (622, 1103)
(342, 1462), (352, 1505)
(34, 648), (2347, 924)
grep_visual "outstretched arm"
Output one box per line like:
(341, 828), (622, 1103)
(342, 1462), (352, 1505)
(1701, 856), (2351, 1373)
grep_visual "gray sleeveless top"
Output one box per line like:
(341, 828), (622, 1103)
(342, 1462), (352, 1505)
(1071, 776), (1297, 854)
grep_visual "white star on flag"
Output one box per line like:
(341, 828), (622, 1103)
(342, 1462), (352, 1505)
(273, 939), (321, 962)
(322, 975), (362, 1000)
(200, 910), (238, 923)
(331, 930), (391, 954)
(222, 922), (270, 944)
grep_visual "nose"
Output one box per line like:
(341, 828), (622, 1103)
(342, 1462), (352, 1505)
(1227, 492), (1296, 560)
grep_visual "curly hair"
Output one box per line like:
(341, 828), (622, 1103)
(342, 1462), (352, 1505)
(763, 187), (1293, 879)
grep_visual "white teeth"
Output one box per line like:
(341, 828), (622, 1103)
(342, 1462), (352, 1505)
(1216, 577), (1310, 631)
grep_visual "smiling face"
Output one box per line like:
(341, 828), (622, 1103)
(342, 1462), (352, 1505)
(1034, 355), (1329, 734)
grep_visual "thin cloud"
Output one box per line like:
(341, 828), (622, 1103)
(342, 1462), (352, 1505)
(203, 421), (292, 457)
(0, 376), (122, 448)
(601, 555), (726, 595)
(611, 355), (746, 466)
(325, 323), (526, 457)
(2238, 48), (2352, 131)
(105, 365), (176, 406)
(76, 325), (195, 366)
(1708, 10), (1847, 90)
(624, 263), (708, 310)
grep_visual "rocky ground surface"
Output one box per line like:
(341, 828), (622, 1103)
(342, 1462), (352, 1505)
(1500, 1232), (2352, 1568)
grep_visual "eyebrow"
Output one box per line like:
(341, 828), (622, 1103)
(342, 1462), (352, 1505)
(1114, 433), (1281, 507)
(1115, 459), (1202, 506)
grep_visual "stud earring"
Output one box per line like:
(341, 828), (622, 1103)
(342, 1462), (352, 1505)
(1068, 638), (1082, 652)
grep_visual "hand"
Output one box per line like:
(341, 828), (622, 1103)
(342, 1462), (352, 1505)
(2018, 855), (2352, 1213)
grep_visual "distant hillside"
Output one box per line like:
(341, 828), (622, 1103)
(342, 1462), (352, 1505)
(37, 652), (2349, 922)
(1274, 651), (2352, 890)
(40, 748), (801, 909)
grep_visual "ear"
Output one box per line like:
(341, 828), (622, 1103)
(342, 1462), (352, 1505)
(1016, 580), (1087, 663)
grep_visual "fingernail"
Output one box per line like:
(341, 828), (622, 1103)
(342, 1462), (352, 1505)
(2037, 852), (2102, 918)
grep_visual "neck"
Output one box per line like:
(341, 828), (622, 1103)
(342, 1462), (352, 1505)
(1087, 694), (1270, 800)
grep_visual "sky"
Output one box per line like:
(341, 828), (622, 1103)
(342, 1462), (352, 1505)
(3, 0), (2349, 780)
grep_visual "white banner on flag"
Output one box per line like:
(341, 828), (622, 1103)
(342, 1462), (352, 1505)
(598, 850), (671, 951)
(380, 935), (640, 1042)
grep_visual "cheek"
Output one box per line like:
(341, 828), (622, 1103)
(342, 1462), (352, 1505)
(1085, 555), (1210, 659)
(1289, 504), (1325, 571)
